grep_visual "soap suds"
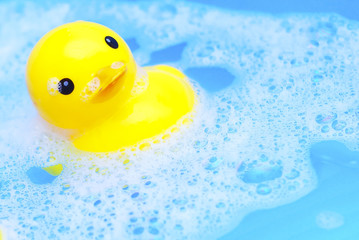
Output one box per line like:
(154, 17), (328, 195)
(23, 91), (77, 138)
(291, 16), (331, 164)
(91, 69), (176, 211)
(1, 1), (359, 239)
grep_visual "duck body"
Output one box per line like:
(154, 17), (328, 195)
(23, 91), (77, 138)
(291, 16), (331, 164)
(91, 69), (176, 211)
(73, 65), (195, 152)
(26, 21), (195, 152)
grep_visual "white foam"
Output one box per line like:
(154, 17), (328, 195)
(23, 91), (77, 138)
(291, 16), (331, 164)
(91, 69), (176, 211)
(1, 0), (359, 239)
(47, 77), (60, 96)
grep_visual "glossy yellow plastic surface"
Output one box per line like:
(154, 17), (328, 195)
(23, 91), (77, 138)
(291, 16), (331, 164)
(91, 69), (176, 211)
(26, 21), (195, 152)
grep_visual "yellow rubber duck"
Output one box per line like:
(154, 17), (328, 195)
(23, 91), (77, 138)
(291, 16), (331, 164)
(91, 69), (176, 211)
(26, 21), (195, 152)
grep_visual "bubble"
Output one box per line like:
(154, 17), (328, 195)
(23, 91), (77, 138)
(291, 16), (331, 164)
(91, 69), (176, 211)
(148, 226), (159, 235)
(131, 192), (139, 199)
(149, 217), (158, 223)
(316, 211), (344, 229)
(312, 74), (323, 83)
(33, 215), (45, 221)
(268, 85), (283, 94)
(315, 113), (337, 124)
(285, 169), (300, 180)
(94, 200), (101, 207)
(345, 127), (354, 134)
(238, 164), (283, 183)
(204, 157), (223, 170)
(314, 21), (337, 40)
(175, 224), (183, 230)
(58, 226), (70, 233)
(47, 77), (59, 96)
(80, 77), (101, 101)
(133, 227), (144, 235)
(256, 184), (272, 195)
(173, 198), (188, 206)
(310, 40), (319, 47)
(216, 202), (225, 208)
(111, 61), (124, 69)
(259, 154), (269, 162)
(332, 120), (347, 131)
(153, 4), (177, 20)
(321, 125), (330, 133)
(193, 140), (208, 149)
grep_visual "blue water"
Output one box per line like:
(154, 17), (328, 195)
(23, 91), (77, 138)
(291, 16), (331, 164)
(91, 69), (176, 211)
(1, 0), (359, 239)
(222, 141), (359, 239)
(193, 0), (359, 22)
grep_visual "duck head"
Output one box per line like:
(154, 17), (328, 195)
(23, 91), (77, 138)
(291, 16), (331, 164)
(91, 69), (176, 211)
(26, 21), (137, 131)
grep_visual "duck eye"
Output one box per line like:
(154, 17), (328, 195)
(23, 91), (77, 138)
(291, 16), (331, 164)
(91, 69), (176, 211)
(58, 78), (74, 95)
(105, 36), (118, 49)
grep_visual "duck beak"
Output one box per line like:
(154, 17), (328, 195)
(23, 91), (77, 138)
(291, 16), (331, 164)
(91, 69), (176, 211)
(80, 61), (127, 102)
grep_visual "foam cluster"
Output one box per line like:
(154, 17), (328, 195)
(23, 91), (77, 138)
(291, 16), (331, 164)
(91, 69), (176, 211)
(1, 0), (359, 239)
